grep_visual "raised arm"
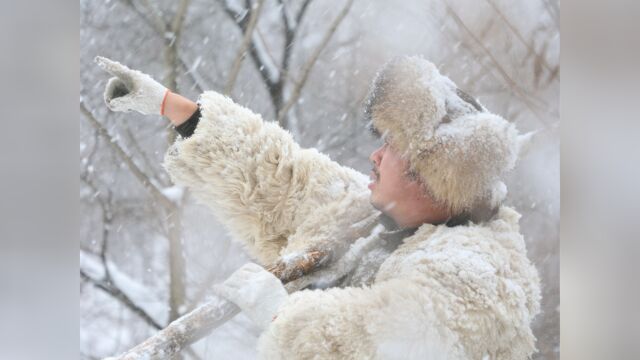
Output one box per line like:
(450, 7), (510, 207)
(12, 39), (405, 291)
(96, 56), (371, 265)
(95, 56), (197, 126)
(162, 91), (371, 265)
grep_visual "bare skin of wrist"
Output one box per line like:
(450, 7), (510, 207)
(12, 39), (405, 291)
(163, 91), (198, 126)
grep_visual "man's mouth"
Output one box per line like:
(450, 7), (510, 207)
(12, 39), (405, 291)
(370, 167), (380, 182)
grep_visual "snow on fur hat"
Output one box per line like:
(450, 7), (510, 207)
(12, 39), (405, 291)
(365, 55), (524, 214)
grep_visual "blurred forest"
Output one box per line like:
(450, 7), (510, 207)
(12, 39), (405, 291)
(79, 0), (559, 358)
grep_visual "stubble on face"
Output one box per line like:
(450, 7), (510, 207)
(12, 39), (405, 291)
(368, 144), (409, 213)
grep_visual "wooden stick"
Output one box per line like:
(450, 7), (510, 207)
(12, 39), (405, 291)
(267, 250), (329, 284)
(104, 250), (328, 360)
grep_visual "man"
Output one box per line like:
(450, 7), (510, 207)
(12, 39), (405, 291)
(96, 55), (540, 359)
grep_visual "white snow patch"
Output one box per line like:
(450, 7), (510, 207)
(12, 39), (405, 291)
(80, 252), (168, 326)
(161, 185), (185, 204)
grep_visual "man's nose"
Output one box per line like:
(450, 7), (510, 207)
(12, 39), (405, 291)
(369, 144), (383, 165)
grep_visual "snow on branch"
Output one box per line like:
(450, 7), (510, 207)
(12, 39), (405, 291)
(81, 252), (164, 330)
(104, 298), (240, 360)
(103, 210), (382, 360)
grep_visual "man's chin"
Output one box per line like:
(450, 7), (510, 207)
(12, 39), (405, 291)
(369, 195), (384, 212)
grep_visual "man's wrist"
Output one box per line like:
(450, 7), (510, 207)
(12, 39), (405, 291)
(175, 108), (201, 138)
(163, 92), (198, 126)
(160, 89), (171, 116)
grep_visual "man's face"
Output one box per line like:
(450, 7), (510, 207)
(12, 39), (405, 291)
(368, 140), (453, 227)
(368, 141), (424, 213)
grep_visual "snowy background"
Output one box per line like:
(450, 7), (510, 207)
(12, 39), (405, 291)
(80, 0), (559, 358)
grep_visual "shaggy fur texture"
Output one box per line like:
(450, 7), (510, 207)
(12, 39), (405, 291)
(259, 207), (540, 360)
(163, 91), (540, 359)
(163, 91), (373, 265)
(364, 56), (521, 213)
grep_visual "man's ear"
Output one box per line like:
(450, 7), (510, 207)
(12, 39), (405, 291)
(404, 168), (421, 183)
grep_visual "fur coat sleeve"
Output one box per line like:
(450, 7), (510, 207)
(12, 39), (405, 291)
(162, 91), (373, 265)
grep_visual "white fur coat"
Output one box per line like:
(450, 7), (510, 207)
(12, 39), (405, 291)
(163, 91), (541, 359)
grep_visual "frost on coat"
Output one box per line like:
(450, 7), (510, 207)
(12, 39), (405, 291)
(162, 91), (541, 359)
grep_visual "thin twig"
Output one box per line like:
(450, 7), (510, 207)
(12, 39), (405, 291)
(81, 269), (163, 330)
(120, 0), (166, 34)
(80, 102), (174, 208)
(220, 0), (279, 88)
(225, 0), (265, 94)
(277, 0), (354, 126)
(139, 0), (169, 34)
(120, 123), (165, 184)
(444, 2), (549, 125)
(278, 0), (313, 77)
(171, 0), (191, 33)
(484, 0), (556, 76)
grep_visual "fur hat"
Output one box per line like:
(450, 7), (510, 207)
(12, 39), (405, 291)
(365, 56), (523, 214)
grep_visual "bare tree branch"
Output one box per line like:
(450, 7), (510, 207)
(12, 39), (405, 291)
(80, 102), (174, 208)
(79, 173), (113, 278)
(82, 128), (100, 170)
(220, 0), (280, 88)
(295, 0), (313, 28)
(167, 206), (186, 323)
(484, 0), (557, 77)
(225, 0), (266, 94)
(139, 0), (169, 34)
(108, 298), (240, 360)
(444, 2), (549, 125)
(89, 1), (193, 343)
(160, 5), (193, 326)
(171, 0), (191, 34)
(218, 0), (325, 131)
(105, 249), (329, 360)
(277, 0), (354, 127)
(165, 0), (192, 148)
(278, 0), (313, 77)
(119, 0), (207, 94)
(178, 57), (207, 93)
(81, 267), (203, 360)
(120, 123), (166, 185)
(121, 0), (166, 34)
(81, 269), (163, 330)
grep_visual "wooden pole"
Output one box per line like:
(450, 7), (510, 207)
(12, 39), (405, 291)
(105, 251), (328, 360)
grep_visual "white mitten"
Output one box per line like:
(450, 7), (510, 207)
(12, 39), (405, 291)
(215, 263), (288, 330)
(95, 56), (168, 115)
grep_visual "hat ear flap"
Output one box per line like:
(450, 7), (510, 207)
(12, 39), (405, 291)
(516, 130), (538, 160)
(416, 112), (519, 213)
